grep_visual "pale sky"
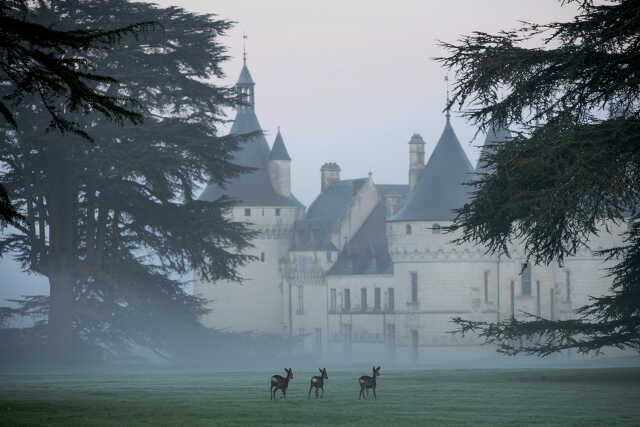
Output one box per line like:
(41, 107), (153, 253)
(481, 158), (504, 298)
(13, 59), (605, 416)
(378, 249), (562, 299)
(0, 1), (578, 303)
(151, 0), (578, 206)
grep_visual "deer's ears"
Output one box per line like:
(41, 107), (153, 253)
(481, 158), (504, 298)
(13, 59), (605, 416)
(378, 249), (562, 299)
(376, 366), (381, 371)
(319, 368), (323, 373)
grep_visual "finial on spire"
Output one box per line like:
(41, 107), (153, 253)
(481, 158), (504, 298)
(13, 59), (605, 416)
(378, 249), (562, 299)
(242, 33), (247, 64)
(445, 75), (451, 120)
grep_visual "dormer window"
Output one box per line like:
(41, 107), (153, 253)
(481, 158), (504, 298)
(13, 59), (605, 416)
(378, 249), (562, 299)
(244, 208), (251, 216)
(275, 208), (281, 216)
(432, 224), (441, 234)
(406, 224), (412, 235)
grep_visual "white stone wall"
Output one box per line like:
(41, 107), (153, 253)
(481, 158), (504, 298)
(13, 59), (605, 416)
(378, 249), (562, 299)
(329, 178), (379, 251)
(197, 205), (301, 334)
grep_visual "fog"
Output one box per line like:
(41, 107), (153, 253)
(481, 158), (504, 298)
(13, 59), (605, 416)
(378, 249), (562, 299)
(1, 5), (639, 426)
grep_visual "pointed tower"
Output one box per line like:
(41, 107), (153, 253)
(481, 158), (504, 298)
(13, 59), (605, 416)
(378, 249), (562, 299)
(391, 113), (473, 222)
(199, 57), (301, 207)
(268, 128), (292, 197)
(197, 49), (304, 337)
(476, 125), (512, 174)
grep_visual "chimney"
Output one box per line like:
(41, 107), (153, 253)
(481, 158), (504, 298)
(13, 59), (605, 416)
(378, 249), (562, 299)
(408, 133), (425, 191)
(320, 162), (341, 192)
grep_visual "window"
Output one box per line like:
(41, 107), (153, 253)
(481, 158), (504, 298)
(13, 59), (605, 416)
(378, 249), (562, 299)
(296, 286), (304, 314)
(244, 208), (251, 216)
(361, 288), (368, 311)
(483, 271), (490, 304)
(330, 288), (337, 312)
(326, 251), (332, 262)
(387, 288), (395, 312)
(275, 208), (281, 216)
(374, 287), (381, 311)
(432, 224), (441, 234)
(410, 272), (418, 303)
(406, 224), (412, 235)
(260, 252), (265, 262)
(565, 271), (571, 302)
(521, 263), (532, 296)
(344, 289), (351, 312)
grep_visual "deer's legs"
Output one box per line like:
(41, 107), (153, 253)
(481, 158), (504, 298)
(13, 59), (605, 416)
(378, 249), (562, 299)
(373, 386), (377, 400)
(308, 384), (313, 399)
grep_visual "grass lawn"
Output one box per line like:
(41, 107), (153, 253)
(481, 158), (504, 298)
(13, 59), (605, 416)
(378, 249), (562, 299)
(1, 367), (639, 426)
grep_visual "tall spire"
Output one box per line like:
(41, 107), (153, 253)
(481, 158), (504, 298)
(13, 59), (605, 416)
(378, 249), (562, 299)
(236, 34), (255, 110)
(445, 75), (451, 120)
(242, 32), (247, 64)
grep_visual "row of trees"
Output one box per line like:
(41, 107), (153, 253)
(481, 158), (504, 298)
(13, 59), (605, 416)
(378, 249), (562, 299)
(1, 0), (257, 361)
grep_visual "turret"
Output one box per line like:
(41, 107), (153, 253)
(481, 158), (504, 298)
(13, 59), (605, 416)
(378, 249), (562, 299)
(408, 133), (426, 191)
(320, 162), (341, 192)
(268, 128), (292, 197)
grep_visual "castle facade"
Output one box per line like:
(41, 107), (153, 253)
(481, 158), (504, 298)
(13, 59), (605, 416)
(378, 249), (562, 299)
(196, 61), (625, 362)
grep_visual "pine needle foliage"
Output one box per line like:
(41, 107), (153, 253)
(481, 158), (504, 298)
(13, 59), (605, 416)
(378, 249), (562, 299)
(438, 0), (640, 356)
(0, 0), (257, 360)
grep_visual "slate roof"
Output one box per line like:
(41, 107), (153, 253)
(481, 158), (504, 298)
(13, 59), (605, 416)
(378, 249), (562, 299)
(390, 116), (474, 222)
(328, 184), (409, 275)
(268, 129), (291, 161)
(476, 125), (512, 173)
(198, 64), (302, 207)
(237, 62), (254, 85)
(291, 178), (368, 251)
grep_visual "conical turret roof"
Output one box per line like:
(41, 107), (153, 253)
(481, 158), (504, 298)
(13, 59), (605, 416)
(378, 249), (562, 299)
(476, 125), (512, 173)
(237, 61), (254, 85)
(199, 63), (301, 207)
(390, 116), (473, 222)
(269, 128), (291, 161)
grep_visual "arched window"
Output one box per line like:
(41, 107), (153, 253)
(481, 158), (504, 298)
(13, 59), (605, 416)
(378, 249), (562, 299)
(406, 224), (412, 235)
(432, 224), (441, 234)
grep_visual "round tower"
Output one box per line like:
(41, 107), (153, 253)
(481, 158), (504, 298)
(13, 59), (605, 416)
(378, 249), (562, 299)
(268, 128), (292, 197)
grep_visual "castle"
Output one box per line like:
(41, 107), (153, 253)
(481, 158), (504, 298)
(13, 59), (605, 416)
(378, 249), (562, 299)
(196, 59), (626, 362)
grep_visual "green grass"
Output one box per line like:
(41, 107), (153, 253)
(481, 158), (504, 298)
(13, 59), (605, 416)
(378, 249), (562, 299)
(1, 367), (639, 426)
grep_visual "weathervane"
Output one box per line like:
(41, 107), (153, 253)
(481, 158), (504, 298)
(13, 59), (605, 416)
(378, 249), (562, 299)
(445, 75), (451, 119)
(242, 33), (248, 64)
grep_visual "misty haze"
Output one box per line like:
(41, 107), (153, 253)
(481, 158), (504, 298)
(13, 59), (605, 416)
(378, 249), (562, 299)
(1, 0), (639, 426)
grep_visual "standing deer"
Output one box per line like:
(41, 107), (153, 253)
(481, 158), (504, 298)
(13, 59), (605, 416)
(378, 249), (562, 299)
(358, 366), (381, 400)
(270, 368), (294, 400)
(308, 368), (328, 399)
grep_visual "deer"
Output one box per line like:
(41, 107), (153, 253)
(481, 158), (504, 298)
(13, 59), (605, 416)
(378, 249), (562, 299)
(308, 368), (328, 399)
(358, 366), (381, 400)
(270, 368), (294, 400)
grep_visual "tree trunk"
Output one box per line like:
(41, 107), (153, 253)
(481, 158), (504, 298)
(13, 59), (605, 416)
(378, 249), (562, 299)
(46, 139), (76, 362)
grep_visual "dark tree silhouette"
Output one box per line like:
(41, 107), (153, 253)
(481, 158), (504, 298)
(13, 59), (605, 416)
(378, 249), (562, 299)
(0, 0), (157, 226)
(438, 0), (640, 356)
(0, 0), (256, 360)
